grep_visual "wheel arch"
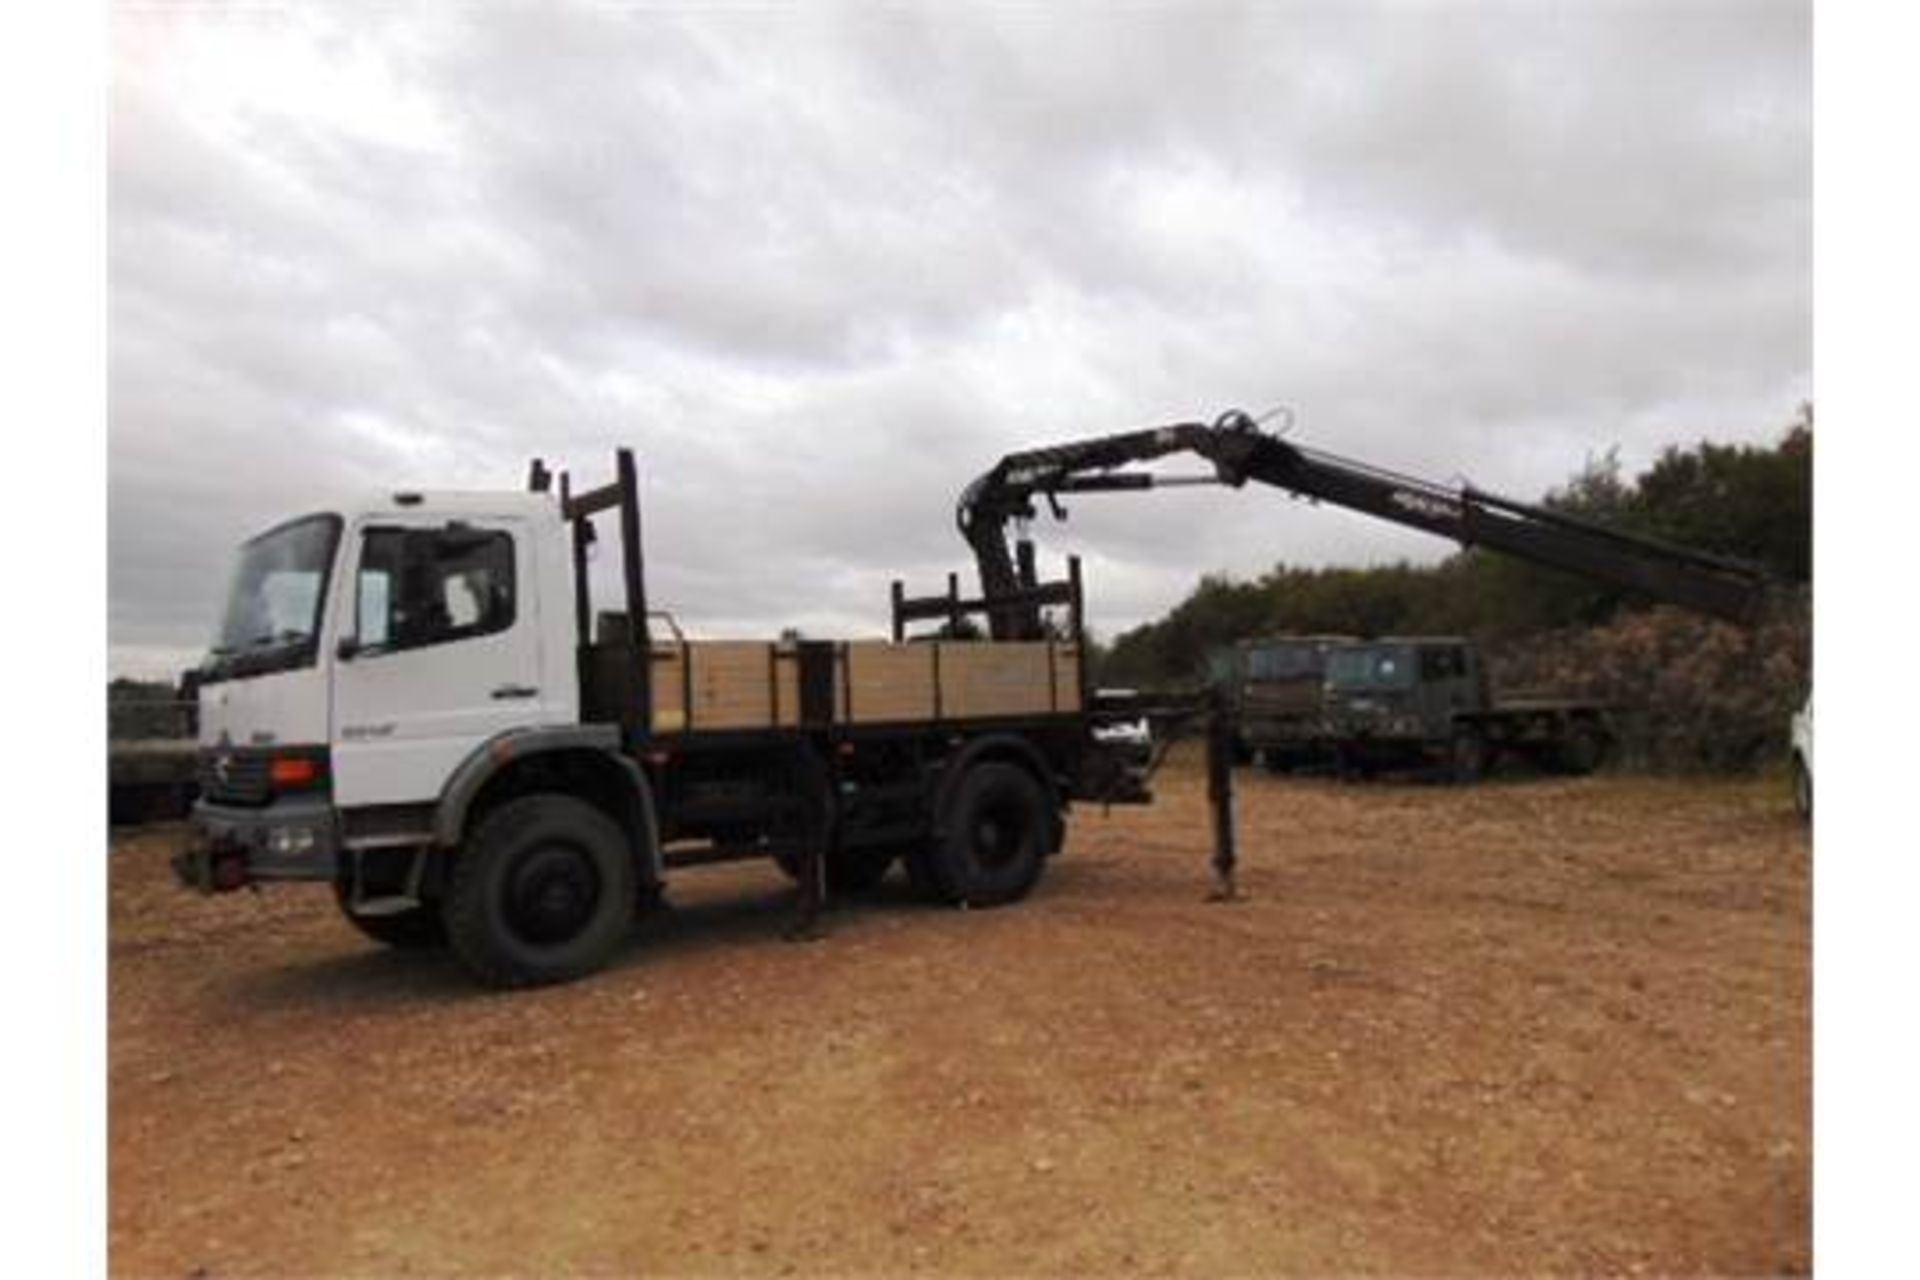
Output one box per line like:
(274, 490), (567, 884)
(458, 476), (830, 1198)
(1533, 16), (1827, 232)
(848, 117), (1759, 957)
(436, 726), (661, 887)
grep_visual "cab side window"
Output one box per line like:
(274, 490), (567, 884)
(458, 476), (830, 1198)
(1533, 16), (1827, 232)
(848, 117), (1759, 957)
(355, 526), (516, 654)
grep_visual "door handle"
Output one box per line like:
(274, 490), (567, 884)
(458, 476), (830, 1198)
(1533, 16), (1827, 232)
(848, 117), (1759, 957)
(491, 684), (540, 700)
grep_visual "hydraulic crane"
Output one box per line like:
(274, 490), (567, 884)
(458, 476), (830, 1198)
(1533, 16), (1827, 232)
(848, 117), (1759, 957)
(959, 409), (1771, 642)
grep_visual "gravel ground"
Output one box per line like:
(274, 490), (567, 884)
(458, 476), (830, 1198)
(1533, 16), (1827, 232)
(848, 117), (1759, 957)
(110, 755), (1810, 1276)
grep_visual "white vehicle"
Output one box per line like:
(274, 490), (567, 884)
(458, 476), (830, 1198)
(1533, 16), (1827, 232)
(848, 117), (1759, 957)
(173, 452), (1161, 988)
(1790, 695), (1812, 820)
(1090, 688), (1153, 762)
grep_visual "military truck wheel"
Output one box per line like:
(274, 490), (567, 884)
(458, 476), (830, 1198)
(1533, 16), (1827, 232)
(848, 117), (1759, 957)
(1557, 721), (1610, 776)
(332, 882), (445, 949)
(1448, 726), (1489, 784)
(1791, 753), (1812, 821)
(922, 762), (1053, 907)
(442, 794), (636, 988)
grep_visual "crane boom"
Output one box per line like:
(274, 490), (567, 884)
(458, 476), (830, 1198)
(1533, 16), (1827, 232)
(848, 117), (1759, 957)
(958, 409), (1771, 640)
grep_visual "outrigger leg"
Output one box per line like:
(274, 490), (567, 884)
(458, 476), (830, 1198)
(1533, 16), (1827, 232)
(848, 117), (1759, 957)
(786, 844), (827, 941)
(786, 753), (837, 942)
(1205, 693), (1242, 903)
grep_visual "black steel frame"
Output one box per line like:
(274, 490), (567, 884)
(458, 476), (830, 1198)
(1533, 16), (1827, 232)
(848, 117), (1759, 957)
(533, 448), (654, 741)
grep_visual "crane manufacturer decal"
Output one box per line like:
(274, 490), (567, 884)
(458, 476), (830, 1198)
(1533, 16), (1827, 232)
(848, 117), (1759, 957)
(1388, 489), (1463, 523)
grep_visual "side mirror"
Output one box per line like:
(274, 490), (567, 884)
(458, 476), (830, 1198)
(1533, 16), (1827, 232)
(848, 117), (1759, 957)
(335, 637), (361, 662)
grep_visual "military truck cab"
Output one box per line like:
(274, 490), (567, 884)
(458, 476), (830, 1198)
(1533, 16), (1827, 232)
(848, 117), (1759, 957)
(1324, 636), (1611, 782)
(1215, 634), (1350, 771)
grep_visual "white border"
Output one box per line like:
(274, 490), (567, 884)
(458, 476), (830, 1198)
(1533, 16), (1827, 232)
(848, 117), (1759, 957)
(1, 1), (107, 1274)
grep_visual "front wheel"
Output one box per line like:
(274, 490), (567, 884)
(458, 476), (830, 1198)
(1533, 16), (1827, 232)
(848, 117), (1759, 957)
(1556, 721), (1610, 776)
(1448, 727), (1489, 785)
(442, 795), (637, 988)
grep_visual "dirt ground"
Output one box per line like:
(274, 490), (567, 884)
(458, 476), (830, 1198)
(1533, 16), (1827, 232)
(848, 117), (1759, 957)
(110, 755), (1810, 1277)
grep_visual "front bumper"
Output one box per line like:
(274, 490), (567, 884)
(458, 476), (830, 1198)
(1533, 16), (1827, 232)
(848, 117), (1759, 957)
(172, 796), (340, 893)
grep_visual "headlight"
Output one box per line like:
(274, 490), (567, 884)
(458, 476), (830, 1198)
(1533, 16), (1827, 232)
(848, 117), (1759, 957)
(266, 826), (316, 857)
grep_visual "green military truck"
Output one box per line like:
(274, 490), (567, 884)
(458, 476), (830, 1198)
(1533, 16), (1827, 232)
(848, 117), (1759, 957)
(1323, 636), (1612, 782)
(108, 680), (199, 824)
(1212, 635), (1350, 771)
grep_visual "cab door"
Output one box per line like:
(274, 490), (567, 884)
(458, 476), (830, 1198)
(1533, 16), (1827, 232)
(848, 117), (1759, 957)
(329, 517), (556, 807)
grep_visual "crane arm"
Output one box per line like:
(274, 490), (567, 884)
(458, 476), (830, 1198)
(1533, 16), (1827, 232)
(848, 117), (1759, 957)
(959, 410), (1772, 640)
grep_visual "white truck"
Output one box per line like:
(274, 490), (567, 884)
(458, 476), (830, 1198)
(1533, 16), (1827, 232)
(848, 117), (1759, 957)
(173, 451), (1181, 988)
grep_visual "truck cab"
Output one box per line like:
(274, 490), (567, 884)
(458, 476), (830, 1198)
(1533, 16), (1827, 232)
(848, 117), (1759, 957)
(181, 492), (589, 935)
(1324, 638), (1488, 773)
(1216, 634), (1350, 770)
(1324, 636), (1609, 781)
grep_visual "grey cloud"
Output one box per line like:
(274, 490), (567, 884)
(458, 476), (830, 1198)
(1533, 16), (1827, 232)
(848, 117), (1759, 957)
(108, 1), (1809, 677)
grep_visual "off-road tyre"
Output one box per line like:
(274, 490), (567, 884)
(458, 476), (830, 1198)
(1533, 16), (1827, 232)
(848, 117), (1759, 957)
(442, 794), (636, 988)
(1556, 721), (1610, 777)
(332, 881), (445, 950)
(921, 762), (1053, 907)
(1448, 726), (1489, 785)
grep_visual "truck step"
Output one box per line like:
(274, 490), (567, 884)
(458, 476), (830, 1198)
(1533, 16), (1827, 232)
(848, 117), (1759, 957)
(349, 894), (422, 917)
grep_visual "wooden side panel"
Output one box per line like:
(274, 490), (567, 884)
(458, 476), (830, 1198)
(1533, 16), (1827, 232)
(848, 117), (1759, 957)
(773, 646), (800, 729)
(938, 641), (1059, 719)
(687, 641), (778, 731)
(1054, 643), (1082, 713)
(650, 645), (687, 733)
(650, 638), (1079, 732)
(843, 641), (936, 724)
(649, 642), (800, 732)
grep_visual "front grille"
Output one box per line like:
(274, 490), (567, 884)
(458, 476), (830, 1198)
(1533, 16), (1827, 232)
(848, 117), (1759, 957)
(197, 748), (272, 806)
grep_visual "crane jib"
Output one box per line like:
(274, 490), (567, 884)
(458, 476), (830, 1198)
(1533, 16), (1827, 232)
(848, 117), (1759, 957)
(959, 409), (1774, 639)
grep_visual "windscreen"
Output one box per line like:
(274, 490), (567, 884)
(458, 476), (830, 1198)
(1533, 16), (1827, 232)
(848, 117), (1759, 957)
(1245, 644), (1323, 681)
(1325, 646), (1415, 691)
(205, 514), (341, 677)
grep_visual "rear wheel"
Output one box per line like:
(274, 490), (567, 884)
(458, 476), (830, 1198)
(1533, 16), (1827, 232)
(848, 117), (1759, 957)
(1556, 721), (1609, 776)
(442, 794), (636, 988)
(332, 881), (445, 950)
(920, 762), (1053, 907)
(1448, 726), (1488, 785)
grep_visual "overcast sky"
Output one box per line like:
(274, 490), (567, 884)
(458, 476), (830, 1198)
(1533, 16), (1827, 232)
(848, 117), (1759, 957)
(107, 0), (1810, 679)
